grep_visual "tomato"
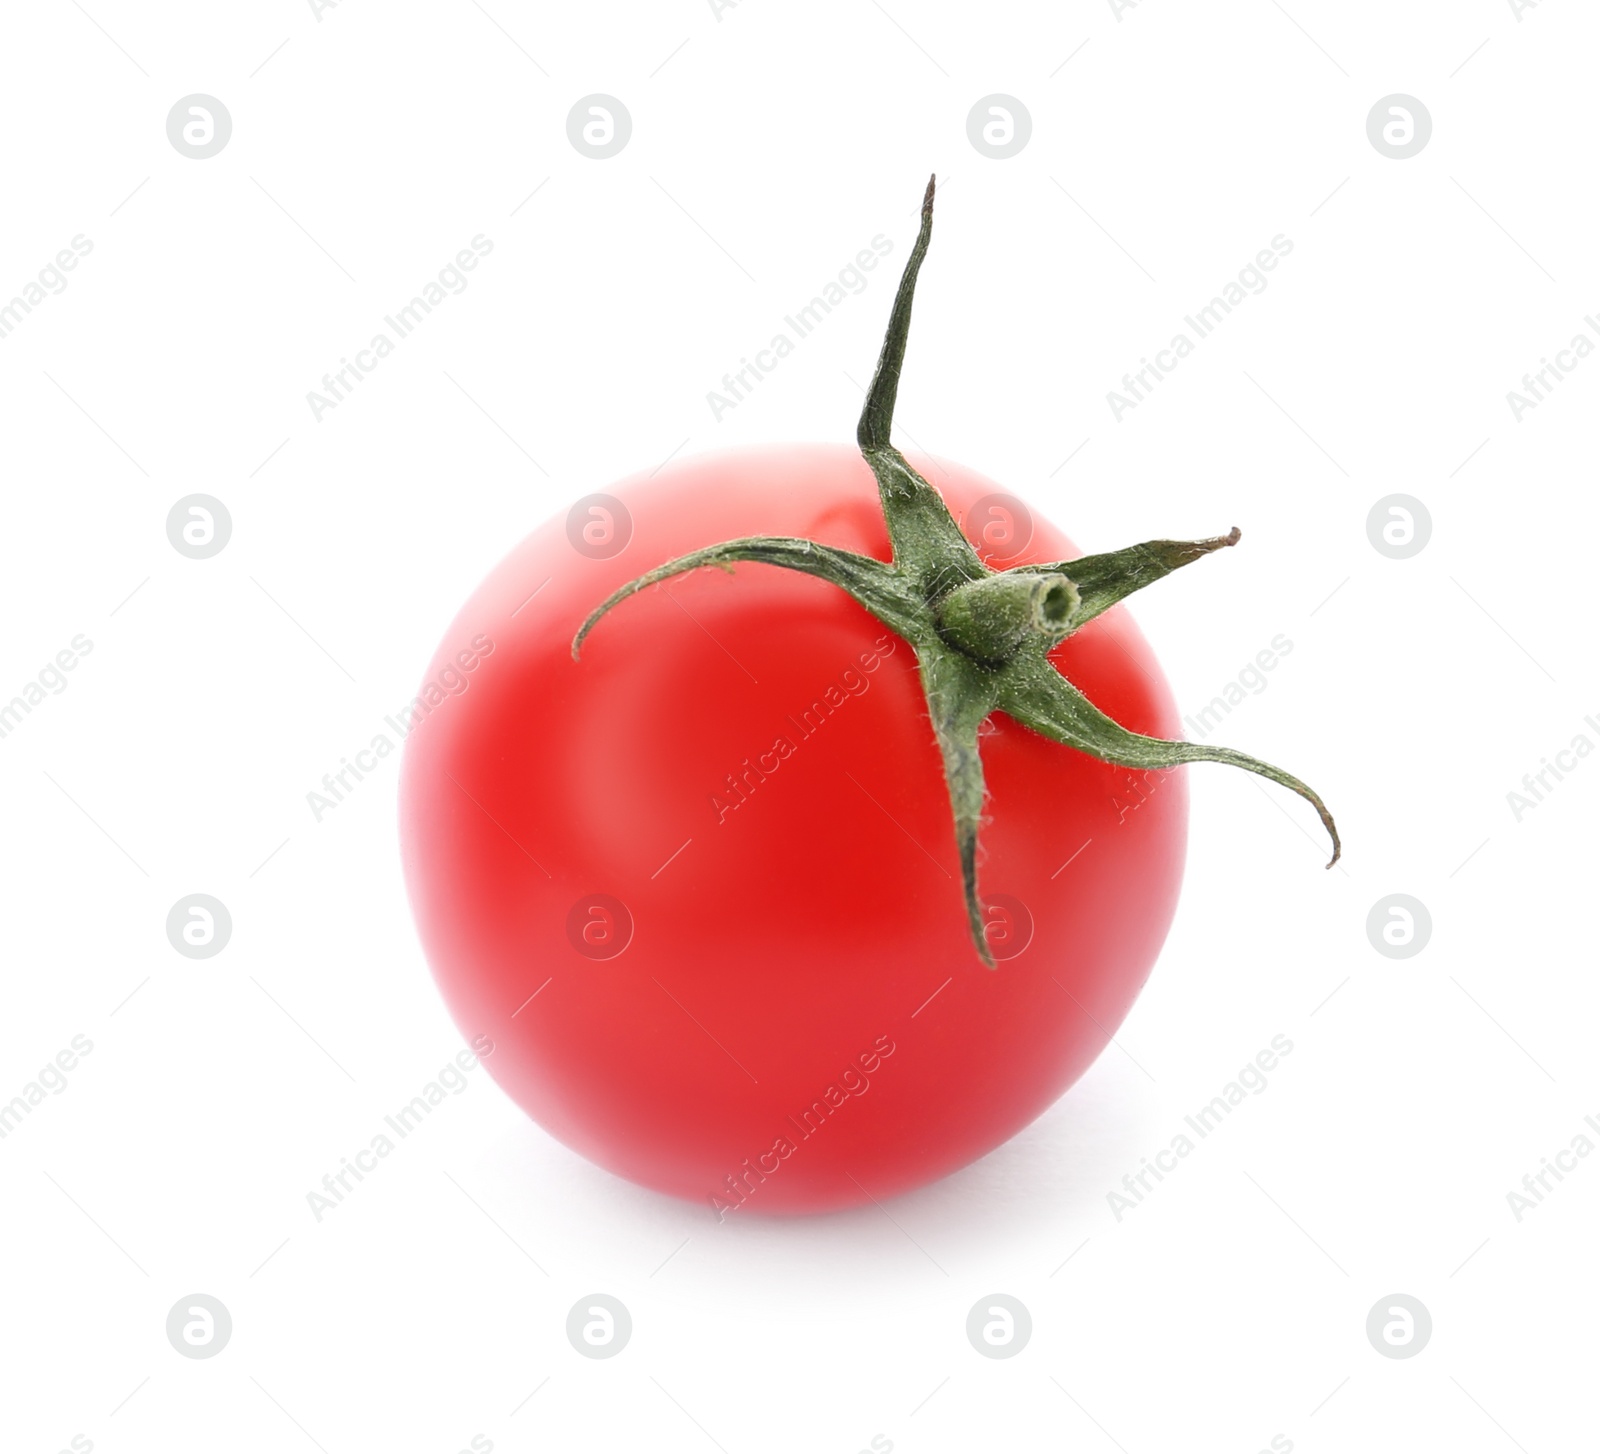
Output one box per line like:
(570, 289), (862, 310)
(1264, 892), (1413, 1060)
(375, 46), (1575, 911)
(399, 442), (1188, 1215)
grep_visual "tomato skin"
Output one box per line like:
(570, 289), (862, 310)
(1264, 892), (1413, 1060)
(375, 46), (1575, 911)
(399, 444), (1187, 1215)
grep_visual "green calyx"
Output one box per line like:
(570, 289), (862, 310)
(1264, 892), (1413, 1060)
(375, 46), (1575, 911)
(573, 174), (1340, 968)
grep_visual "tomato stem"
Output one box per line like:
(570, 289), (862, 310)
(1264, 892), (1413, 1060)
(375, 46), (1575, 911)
(574, 177), (1340, 965)
(935, 571), (1079, 664)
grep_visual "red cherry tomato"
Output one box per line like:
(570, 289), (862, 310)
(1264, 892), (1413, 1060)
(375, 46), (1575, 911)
(399, 443), (1186, 1215)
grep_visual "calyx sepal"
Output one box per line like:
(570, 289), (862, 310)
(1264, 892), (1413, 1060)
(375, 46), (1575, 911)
(574, 175), (1339, 966)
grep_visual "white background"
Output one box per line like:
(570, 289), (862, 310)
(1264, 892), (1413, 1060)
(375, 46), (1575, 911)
(2, 2), (1596, 1451)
